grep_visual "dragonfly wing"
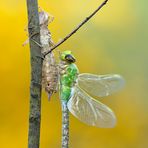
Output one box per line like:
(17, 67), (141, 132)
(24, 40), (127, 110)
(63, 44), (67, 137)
(67, 86), (116, 128)
(78, 73), (125, 97)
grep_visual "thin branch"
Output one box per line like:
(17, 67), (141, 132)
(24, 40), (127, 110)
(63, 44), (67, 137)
(43, 0), (109, 57)
(26, 0), (42, 148)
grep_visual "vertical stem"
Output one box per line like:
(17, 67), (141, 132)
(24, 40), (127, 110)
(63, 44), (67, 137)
(62, 101), (69, 148)
(26, 0), (42, 148)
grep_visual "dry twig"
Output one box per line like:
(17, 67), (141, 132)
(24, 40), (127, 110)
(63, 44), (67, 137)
(43, 0), (109, 57)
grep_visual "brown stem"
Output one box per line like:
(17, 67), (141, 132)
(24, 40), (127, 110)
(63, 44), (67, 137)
(26, 0), (42, 148)
(43, 0), (109, 57)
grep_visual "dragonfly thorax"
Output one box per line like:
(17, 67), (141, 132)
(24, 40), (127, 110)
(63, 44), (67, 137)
(59, 59), (79, 102)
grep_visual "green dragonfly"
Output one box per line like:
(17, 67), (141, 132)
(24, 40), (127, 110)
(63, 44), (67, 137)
(59, 50), (124, 147)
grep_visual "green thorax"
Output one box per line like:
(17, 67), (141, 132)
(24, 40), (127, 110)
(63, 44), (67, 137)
(60, 63), (79, 102)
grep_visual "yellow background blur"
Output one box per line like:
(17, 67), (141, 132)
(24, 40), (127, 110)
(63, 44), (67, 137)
(0, 0), (148, 147)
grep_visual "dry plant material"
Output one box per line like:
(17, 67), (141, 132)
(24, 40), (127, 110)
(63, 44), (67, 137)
(39, 9), (58, 99)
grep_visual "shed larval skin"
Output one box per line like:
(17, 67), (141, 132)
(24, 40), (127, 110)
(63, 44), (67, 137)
(39, 10), (58, 98)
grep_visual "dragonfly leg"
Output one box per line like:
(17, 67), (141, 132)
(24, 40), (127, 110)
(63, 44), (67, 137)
(58, 64), (68, 75)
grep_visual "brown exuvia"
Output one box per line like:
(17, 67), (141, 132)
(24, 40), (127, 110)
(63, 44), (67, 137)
(39, 9), (58, 99)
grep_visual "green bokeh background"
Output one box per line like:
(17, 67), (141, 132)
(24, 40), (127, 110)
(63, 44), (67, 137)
(0, 0), (148, 147)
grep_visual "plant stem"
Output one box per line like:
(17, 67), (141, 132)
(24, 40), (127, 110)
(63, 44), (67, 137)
(43, 0), (109, 57)
(62, 101), (69, 148)
(26, 0), (42, 148)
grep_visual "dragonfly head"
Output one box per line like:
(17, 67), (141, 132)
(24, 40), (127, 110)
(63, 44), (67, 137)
(60, 50), (76, 63)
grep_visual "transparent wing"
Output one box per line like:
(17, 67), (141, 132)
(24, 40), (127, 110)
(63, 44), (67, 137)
(67, 86), (116, 128)
(78, 73), (125, 97)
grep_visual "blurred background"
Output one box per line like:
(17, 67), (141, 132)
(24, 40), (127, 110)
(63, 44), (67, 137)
(0, 0), (148, 147)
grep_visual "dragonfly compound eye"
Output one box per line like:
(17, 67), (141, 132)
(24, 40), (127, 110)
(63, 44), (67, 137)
(65, 54), (76, 63)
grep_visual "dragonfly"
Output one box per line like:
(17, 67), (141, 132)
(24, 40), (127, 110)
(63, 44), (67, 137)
(59, 50), (124, 148)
